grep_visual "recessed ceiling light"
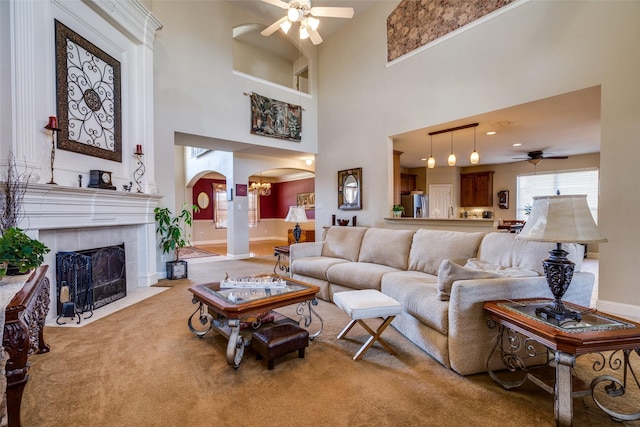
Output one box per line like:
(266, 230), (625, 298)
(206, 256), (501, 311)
(512, 143), (522, 147)
(420, 157), (427, 161)
(486, 131), (497, 135)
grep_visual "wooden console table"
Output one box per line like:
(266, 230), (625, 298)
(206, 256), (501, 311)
(3, 265), (50, 427)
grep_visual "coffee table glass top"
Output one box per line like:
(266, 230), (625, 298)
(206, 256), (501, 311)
(499, 299), (637, 333)
(202, 276), (309, 305)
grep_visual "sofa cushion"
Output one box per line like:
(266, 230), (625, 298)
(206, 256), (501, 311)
(381, 272), (449, 335)
(321, 226), (368, 262)
(464, 258), (540, 277)
(437, 260), (506, 301)
(326, 262), (400, 290)
(512, 239), (584, 274)
(477, 232), (584, 274)
(358, 228), (415, 270)
(408, 229), (485, 275)
(291, 256), (349, 281)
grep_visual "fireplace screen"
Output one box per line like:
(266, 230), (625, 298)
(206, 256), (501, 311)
(56, 244), (126, 324)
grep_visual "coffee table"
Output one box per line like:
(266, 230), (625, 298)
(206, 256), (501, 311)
(484, 298), (640, 426)
(188, 275), (322, 368)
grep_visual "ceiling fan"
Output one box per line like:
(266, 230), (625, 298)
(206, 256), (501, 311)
(514, 150), (569, 165)
(260, 0), (354, 45)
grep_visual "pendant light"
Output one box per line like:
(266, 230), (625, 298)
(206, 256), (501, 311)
(447, 131), (456, 166)
(427, 135), (435, 168)
(469, 125), (480, 164)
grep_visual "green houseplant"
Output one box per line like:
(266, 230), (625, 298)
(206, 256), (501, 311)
(154, 203), (198, 279)
(0, 227), (50, 276)
(392, 204), (404, 218)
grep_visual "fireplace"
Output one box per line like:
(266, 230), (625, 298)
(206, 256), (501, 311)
(55, 244), (127, 324)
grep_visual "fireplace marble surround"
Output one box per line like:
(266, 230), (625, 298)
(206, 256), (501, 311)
(21, 184), (162, 323)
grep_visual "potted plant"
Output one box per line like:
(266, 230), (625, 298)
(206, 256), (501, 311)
(154, 203), (198, 280)
(0, 227), (50, 276)
(392, 204), (404, 218)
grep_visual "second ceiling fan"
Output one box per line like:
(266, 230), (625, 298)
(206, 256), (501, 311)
(514, 150), (569, 165)
(260, 0), (354, 45)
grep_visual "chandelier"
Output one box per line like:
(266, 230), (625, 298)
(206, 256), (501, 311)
(249, 175), (271, 196)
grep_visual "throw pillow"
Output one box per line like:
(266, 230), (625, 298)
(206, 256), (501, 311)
(437, 259), (504, 301)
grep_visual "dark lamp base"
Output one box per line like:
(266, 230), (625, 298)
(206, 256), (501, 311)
(535, 301), (582, 323)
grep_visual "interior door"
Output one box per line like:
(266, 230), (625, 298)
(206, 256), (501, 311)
(428, 184), (452, 218)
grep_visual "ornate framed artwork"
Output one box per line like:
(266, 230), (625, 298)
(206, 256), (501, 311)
(297, 192), (315, 210)
(54, 20), (122, 162)
(338, 168), (362, 210)
(236, 184), (248, 197)
(250, 92), (301, 142)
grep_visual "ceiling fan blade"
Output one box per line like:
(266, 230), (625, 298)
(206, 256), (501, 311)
(261, 16), (289, 37)
(309, 6), (354, 18)
(308, 27), (323, 45)
(261, 0), (290, 10)
(544, 156), (569, 159)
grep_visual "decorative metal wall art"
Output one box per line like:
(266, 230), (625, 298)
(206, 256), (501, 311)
(54, 20), (122, 162)
(250, 93), (301, 142)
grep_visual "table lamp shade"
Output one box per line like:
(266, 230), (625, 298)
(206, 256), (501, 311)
(285, 206), (308, 224)
(518, 195), (607, 244)
(518, 194), (606, 323)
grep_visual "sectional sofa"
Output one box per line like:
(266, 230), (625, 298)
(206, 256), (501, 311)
(289, 226), (594, 375)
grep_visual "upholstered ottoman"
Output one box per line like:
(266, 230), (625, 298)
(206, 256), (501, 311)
(333, 289), (403, 360)
(251, 323), (309, 370)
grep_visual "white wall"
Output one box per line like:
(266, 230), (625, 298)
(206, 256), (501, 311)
(317, 1), (640, 316)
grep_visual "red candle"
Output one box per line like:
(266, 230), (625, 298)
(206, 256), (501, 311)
(135, 144), (143, 155)
(45, 116), (58, 129)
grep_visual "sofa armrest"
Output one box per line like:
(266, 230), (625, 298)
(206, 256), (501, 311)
(290, 241), (324, 262)
(445, 272), (595, 375)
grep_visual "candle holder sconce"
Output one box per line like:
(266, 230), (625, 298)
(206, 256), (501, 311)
(44, 116), (60, 185)
(133, 146), (145, 193)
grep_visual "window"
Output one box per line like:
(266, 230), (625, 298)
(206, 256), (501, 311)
(214, 184), (227, 229)
(516, 169), (600, 222)
(213, 183), (258, 229)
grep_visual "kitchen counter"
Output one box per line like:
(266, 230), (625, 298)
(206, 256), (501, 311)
(384, 217), (500, 233)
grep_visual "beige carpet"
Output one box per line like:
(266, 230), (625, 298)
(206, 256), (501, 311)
(22, 257), (639, 426)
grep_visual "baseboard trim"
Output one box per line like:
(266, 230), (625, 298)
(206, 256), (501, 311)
(596, 299), (640, 322)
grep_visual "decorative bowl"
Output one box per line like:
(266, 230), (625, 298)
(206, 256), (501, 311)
(337, 219), (349, 226)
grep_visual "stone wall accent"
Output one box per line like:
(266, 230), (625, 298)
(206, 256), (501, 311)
(387, 0), (516, 62)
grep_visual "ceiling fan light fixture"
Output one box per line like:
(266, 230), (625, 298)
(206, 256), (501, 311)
(288, 7), (302, 22)
(299, 25), (309, 39)
(307, 17), (319, 31)
(280, 20), (292, 34)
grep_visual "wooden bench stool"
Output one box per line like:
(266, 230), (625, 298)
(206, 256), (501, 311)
(333, 289), (403, 360)
(251, 323), (309, 370)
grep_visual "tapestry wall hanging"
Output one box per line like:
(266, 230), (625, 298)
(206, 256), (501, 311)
(250, 93), (301, 142)
(55, 20), (122, 162)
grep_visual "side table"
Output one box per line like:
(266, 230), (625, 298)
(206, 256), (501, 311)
(484, 298), (640, 426)
(273, 245), (290, 274)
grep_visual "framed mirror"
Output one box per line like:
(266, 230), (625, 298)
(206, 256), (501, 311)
(338, 168), (362, 210)
(196, 191), (210, 209)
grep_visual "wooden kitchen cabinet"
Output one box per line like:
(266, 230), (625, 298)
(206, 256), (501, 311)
(400, 173), (416, 195)
(460, 171), (494, 207)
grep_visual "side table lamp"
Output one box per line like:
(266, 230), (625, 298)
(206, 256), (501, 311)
(285, 206), (308, 244)
(517, 194), (607, 323)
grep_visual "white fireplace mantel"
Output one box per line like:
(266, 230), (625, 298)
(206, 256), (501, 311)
(22, 183), (162, 231)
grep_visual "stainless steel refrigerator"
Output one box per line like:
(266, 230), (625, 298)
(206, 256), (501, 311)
(400, 193), (428, 218)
